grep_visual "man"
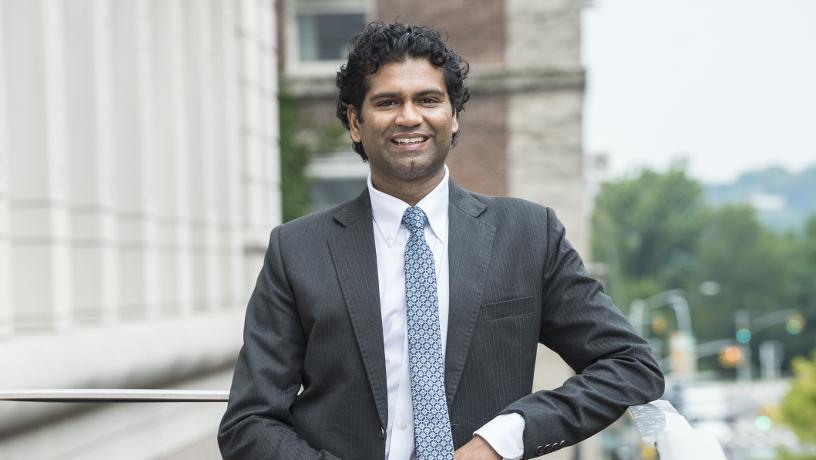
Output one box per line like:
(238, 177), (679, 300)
(219, 22), (664, 460)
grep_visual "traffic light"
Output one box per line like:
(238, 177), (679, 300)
(735, 310), (751, 344)
(736, 328), (752, 344)
(719, 345), (743, 368)
(786, 313), (805, 335)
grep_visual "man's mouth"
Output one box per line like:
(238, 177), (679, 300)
(390, 134), (429, 146)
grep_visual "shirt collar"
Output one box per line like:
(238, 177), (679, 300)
(368, 166), (449, 245)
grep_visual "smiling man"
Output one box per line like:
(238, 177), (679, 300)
(218, 23), (664, 460)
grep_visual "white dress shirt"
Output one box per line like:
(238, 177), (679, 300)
(368, 167), (524, 460)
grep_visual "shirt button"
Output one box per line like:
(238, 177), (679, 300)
(399, 422), (408, 430)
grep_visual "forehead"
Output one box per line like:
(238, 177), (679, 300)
(364, 57), (448, 98)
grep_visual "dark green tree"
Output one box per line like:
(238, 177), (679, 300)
(592, 168), (708, 307)
(279, 90), (312, 222)
(687, 205), (800, 344)
(279, 91), (349, 222)
(592, 168), (816, 373)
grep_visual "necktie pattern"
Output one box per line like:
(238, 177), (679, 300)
(402, 206), (454, 459)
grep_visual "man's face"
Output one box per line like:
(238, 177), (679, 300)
(347, 57), (459, 188)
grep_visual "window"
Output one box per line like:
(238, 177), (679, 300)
(306, 151), (369, 212)
(287, 0), (371, 74)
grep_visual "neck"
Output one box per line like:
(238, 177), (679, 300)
(371, 169), (445, 206)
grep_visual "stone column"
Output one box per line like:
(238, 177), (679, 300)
(113, 0), (159, 319)
(238, 0), (270, 254)
(506, 0), (587, 254)
(65, 0), (119, 325)
(0, 0), (11, 338)
(151, 0), (194, 316)
(188, 0), (221, 312)
(4, 0), (74, 332)
(218, 0), (248, 303)
(260, 0), (281, 229)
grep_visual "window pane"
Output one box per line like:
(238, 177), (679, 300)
(297, 13), (366, 61)
(308, 177), (367, 212)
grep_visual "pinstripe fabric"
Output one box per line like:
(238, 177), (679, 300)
(219, 181), (665, 460)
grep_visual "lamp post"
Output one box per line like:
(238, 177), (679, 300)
(630, 289), (697, 380)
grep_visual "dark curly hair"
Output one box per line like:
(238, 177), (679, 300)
(336, 22), (470, 160)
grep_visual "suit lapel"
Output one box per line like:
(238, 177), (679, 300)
(445, 182), (496, 405)
(327, 189), (389, 429)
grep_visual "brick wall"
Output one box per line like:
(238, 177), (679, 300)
(374, 0), (509, 195)
(375, 0), (505, 67)
(447, 93), (507, 196)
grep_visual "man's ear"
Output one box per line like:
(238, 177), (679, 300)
(347, 106), (362, 143)
(452, 112), (459, 135)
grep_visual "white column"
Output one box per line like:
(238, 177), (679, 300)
(190, 0), (221, 312)
(65, 0), (119, 325)
(260, 0), (281, 227)
(113, 0), (159, 319)
(4, 0), (73, 332)
(150, 0), (193, 316)
(0, 0), (12, 338)
(219, 0), (248, 304)
(169, 0), (192, 316)
(238, 0), (268, 251)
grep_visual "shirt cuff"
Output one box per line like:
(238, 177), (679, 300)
(473, 413), (525, 460)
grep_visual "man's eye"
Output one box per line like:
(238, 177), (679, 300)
(419, 98), (440, 104)
(377, 100), (396, 107)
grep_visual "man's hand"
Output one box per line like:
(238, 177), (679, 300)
(454, 435), (502, 460)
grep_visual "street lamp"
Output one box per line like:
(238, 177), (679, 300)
(629, 289), (697, 379)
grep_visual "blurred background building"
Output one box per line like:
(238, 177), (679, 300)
(1, 0), (278, 458)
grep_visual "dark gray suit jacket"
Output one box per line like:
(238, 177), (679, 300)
(218, 182), (664, 459)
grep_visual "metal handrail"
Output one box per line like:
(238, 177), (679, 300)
(2, 392), (727, 459)
(629, 400), (728, 460)
(0, 389), (229, 402)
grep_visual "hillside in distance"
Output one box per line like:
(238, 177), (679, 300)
(705, 165), (816, 233)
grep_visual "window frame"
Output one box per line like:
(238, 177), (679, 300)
(284, 0), (375, 77)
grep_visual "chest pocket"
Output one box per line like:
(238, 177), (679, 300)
(480, 296), (535, 321)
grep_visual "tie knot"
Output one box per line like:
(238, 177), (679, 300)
(401, 206), (428, 234)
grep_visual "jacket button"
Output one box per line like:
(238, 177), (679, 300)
(535, 445), (546, 456)
(379, 426), (385, 440)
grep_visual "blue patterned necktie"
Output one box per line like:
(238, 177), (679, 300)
(402, 206), (454, 459)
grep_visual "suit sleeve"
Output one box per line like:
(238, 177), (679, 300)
(218, 227), (340, 460)
(501, 208), (665, 459)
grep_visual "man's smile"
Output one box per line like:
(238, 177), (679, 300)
(390, 132), (431, 150)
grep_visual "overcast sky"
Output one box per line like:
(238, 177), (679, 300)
(582, 0), (816, 184)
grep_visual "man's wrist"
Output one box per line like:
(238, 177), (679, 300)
(472, 413), (525, 460)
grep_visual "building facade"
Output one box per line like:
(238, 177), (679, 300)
(0, 0), (278, 458)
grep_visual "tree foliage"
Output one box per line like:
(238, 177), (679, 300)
(781, 351), (816, 443)
(592, 168), (707, 304)
(279, 90), (350, 222)
(279, 90), (312, 222)
(592, 168), (816, 372)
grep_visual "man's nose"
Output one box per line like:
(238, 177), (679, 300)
(395, 102), (422, 126)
